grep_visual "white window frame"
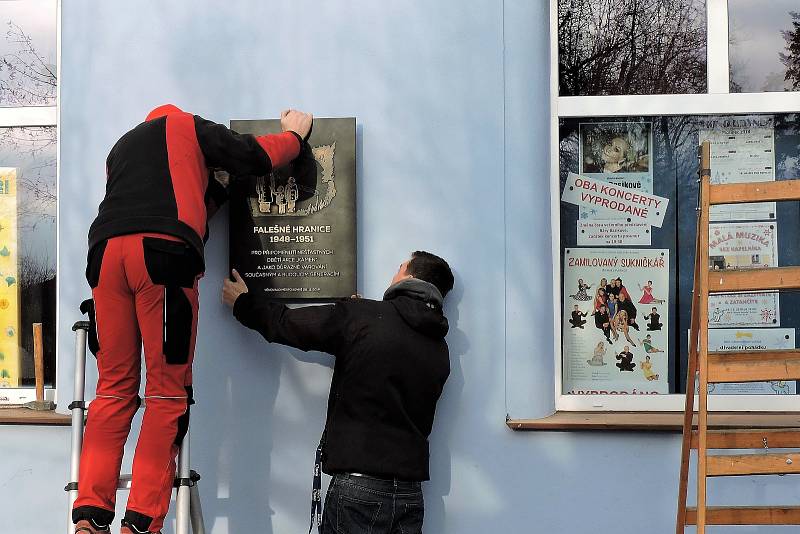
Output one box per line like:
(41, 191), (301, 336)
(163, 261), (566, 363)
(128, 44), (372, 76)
(0, 0), (60, 406)
(550, 0), (800, 412)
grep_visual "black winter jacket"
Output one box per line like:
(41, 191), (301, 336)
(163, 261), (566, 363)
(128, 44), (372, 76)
(233, 285), (450, 481)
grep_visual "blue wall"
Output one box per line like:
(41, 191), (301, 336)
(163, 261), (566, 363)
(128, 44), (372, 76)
(5, 1), (797, 533)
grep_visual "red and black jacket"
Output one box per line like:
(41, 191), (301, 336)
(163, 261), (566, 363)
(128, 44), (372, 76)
(88, 104), (301, 267)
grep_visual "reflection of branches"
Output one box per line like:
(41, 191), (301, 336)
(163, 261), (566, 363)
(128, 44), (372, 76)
(19, 250), (55, 289)
(0, 20), (57, 227)
(0, 22), (56, 106)
(0, 127), (57, 228)
(780, 11), (800, 90)
(558, 0), (707, 95)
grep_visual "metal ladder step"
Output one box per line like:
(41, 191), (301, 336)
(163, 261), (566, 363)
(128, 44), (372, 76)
(707, 350), (800, 383)
(116, 471), (200, 491)
(709, 179), (800, 205)
(686, 506), (800, 525)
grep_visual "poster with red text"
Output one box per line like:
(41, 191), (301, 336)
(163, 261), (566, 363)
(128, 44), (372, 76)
(708, 222), (779, 327)
(563, 248), (669, 395)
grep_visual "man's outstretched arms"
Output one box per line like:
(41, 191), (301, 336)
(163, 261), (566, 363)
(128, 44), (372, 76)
(194, 109), (313, 176)
(223, 269), (345, 355)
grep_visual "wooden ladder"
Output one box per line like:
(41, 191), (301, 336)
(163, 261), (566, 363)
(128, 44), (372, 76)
(676, 141), (800, 533)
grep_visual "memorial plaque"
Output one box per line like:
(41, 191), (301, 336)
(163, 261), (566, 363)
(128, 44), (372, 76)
(229, 118), (357, 299)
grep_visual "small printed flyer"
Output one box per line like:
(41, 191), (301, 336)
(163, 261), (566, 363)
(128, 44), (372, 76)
(709, 293), (779, 328)
(707, 221), (779, 327)
(706, 328), (796, 395)
(563, 248), (669, 395)
(577, 220), (651, 246)
(698, 115), (776, 222)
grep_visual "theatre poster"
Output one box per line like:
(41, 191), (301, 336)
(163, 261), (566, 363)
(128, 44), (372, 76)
(563, 248), (669, 395)
(575, 121), (655, 246)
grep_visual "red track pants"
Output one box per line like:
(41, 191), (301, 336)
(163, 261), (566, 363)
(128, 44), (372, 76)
(73, 233), (202, 533)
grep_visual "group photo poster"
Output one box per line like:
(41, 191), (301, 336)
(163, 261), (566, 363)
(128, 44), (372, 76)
(706, 328), (796, 395)
(698, 115), (776, 222)
(228, 118), (357, 300)
(708, 222), (779, 327)
(563, 248), (670, 395)
(575, 122), (655, 245)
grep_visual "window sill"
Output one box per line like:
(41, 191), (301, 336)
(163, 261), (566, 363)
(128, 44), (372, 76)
(0, 408), (71, 426)
(507, 411), (800, 431)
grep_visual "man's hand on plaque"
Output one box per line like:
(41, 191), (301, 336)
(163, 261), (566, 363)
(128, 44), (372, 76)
(222, 269), (249, 309)
(281, 109), (313, 141)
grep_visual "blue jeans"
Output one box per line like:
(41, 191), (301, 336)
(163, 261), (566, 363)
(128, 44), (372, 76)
(322, 473), (424, 534)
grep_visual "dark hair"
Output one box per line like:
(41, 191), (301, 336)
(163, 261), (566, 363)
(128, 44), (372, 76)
(407, 251), (454, 297)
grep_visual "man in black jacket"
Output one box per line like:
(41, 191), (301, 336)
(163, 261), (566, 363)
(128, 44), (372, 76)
(222, 250), (454, 534)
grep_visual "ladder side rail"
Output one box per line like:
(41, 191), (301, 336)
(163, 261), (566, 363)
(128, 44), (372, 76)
(190, 482), (206, 534)
(68, 324), (89, 534)
(676, 204), (704, 534)
(696, 141), (713, 534)
(175, 426), (192, 534)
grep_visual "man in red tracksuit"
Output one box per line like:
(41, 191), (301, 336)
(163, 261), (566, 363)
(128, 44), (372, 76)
(72, 104), (313, 534)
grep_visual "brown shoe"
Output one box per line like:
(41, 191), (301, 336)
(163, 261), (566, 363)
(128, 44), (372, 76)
(74, 519), (110, 533)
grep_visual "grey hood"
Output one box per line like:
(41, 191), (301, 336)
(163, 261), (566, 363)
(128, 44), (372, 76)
(383, 278), (449, 339)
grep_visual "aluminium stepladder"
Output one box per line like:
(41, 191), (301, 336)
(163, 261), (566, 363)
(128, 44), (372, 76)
(676, 141), (800, 532)
(66, 320), (206, 534)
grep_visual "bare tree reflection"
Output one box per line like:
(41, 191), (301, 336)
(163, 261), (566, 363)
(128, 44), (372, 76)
(558, 0), (707, 96)
(0, 20), (57, 229)
(0, 22), (56, 106)
(780, 11), (800, 90)
(0, 126), (56, 229)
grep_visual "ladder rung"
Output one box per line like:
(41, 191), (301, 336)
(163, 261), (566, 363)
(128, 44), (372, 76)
(686, 506), (800, 525)
(709, 180), (800, 205)
(707, 453), (800, 476)
(708, 266), (800, 293)
(707, 350), (800, 383)
(691, 428), (800, 449)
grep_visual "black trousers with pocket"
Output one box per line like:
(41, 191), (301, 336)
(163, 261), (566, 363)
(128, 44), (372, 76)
(322, 473), (424, 534)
